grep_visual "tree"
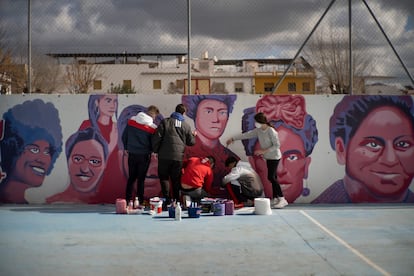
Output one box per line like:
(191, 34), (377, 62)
(64, 60), (103, 93)
(167, 82), (182, 94)
(110, 84), (136, 94)
(304, 27), (373, 94)
(31, 53), (60, 93)
(0, 26), (26, 94)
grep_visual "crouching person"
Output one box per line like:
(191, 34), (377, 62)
(181, 156), (215, 206)
(222, 156), (264, 206)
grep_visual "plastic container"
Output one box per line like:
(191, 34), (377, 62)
(188, 207), (202, 218)
(168, 205), (175, 218)
(225, 200), (234, 215)
(213, 202), (225, 216)
(254, 198), (272, 215)
(150, 197), (163, 214)
(175, 202), (182, 221)
(200, 198), (215, 213)
(115, 199), (127, 214)
(134, 197), (139, 209)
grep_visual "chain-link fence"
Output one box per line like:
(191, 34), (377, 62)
(1, 0), (413, 94)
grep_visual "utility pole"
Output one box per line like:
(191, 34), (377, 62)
(27, 0), (31, 93)
(187, 0), (191, 95)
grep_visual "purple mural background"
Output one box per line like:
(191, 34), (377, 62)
(1, 94), (413, 204)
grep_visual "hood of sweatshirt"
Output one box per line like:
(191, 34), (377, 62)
(170, 112), (185, 121)
(131, 112), (156, 129)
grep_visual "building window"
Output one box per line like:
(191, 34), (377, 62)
(234, 82), (244, 92)
(216, 82), (225, 91)
(264, 82), (274, 92)
(123, 80), (132, 90)
(199, 61), (209, 71)
(288, 82), (296, 92)
(153, 80), (161, 89)
(303, 82), (310, 92)
(93, 80), (102, 90)
(176, 80), (184, 89)
(212, 82), (225, 93)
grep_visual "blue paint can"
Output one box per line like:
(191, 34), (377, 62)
(213, 202), (225, 216)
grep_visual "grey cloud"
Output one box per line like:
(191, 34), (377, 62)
(0, 0), (412, 81)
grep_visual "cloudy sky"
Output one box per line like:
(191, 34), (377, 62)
(1, 0), (413, 84)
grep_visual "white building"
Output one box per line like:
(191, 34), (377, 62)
(49, 51), (314, 94)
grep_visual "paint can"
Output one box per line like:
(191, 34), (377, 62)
(115, 198), (127, 214)
(168, 205), (175, 218)
(213, 202), (225, 216)
(188, 207), (202, 218)
(150, 197), (163, 214)
(254, 198), (272, 215)
(225, 200), (234, 215)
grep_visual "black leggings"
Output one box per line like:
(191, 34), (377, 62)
(125, 153), (151, 202)
(267, 159), (283, 198)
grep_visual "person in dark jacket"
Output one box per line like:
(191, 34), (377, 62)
(152, 104), (196, 207)
(122, 105), (160, 203)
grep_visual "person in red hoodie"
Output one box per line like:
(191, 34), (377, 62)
(122, 105), (160, 204)
(180, 156), (215, 204)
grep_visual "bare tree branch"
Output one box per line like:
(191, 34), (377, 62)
(64, 60), (103, 93)
(304, 26), (372, 94)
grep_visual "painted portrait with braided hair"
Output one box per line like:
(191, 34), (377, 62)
(241, 95), (318, 203)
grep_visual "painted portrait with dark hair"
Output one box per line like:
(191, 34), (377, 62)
(0, 99), (63, 203)
(182, 95), (240, 198)
(78, 94), (123, 203)
(313, 95), (414, 203)
(47, 127), (108, 203)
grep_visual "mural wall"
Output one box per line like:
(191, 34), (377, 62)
(1, 94), (413, 204)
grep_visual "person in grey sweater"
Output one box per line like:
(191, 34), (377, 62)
(226, 112), (287, 209)
(152, 104), (197, 207)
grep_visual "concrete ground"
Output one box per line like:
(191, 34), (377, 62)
(0, 203), (413, 276)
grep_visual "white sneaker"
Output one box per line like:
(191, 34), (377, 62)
(271, 198), (280, 209)
(274, 197), (288, 209)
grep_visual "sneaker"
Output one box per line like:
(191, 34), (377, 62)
(234, 203), (244, 209)
(271, 198), (280, 208)
(244, 199), (254, 207)
(274, 197), (288, 209)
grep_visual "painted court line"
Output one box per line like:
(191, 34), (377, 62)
(299, 210), (391, 276)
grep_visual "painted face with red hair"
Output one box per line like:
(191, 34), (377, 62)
(245, 95), (318, 203)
